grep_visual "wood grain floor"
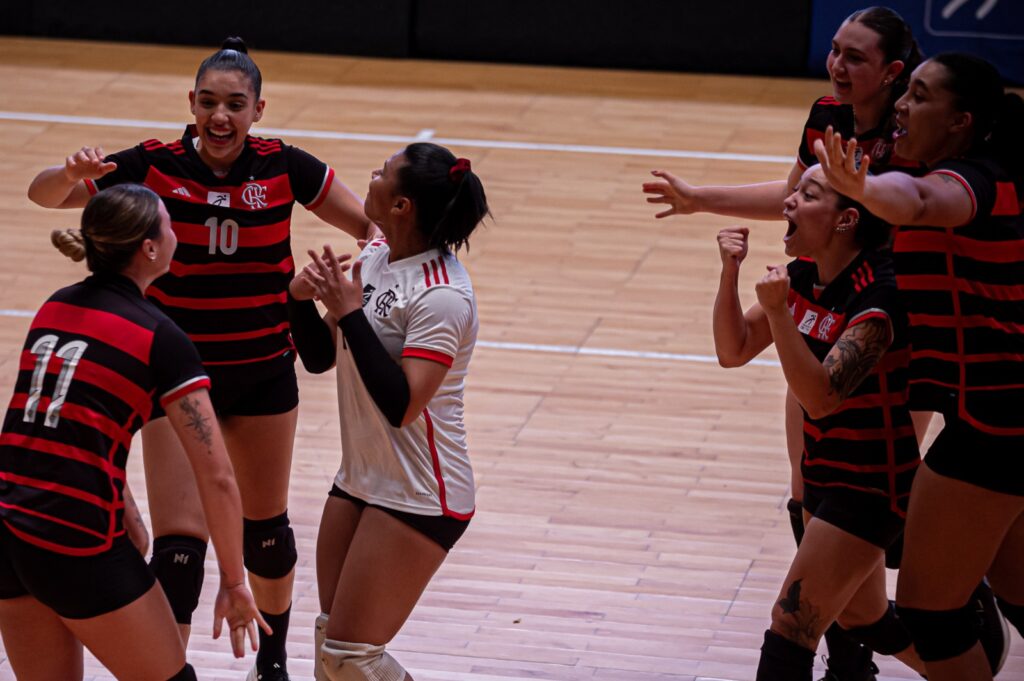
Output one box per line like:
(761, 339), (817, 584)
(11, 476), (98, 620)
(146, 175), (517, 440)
(0, 37), (1020, 680)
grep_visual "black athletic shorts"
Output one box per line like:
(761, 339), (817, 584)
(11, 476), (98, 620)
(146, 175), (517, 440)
(803, 486), (906, 550)
(328, 485), (470, 552)
(0, 523), (155, 619)
(924, 418), (1024, 496)
(153, 362), (299, 420)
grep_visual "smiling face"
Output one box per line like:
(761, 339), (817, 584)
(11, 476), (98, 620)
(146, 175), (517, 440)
(782, 166), (857, 259)
(827, 19), (901, 107)
(893, 60), (970, 165)
(188, 68), (264, 172)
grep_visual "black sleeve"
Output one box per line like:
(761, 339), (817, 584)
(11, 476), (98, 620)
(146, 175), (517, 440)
(930, 158), (998, 225)
(337, 310), (410, 428)
(796, 97), (854, 170)
(91, 144), (153, 191)
(150, 319), (210, 408)
(286, 145), (332, 207)
(286, 292), (336, 374)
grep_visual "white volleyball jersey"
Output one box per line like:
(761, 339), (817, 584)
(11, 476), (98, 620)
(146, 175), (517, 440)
(334, 240), (477, 519)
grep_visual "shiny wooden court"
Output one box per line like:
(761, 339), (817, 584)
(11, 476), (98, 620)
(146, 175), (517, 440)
(0, 37), (1021, 680)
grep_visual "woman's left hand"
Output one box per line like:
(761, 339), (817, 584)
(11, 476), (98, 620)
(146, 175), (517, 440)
(307, 245), (362, 319)
(813, 125), (869, 201)
(755, 264), (791, 313)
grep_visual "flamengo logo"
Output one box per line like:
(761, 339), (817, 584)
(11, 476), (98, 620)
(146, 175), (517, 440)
(817, 313), (838, 340)
(241, 182), (268, 209)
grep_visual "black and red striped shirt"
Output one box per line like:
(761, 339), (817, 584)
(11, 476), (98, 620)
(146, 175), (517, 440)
(787, 250), (919, 513)
(797, 96), (924, 176)
(87, 126), (335, 379)
(892, 157), (1024, 435)
(0, 274), (209, 556)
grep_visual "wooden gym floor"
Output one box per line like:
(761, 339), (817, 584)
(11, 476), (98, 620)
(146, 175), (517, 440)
(0, 37), (1021, 680)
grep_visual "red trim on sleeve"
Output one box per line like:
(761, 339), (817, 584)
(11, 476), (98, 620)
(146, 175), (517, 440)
(847, 309), (891, 327)
(402, 347), (454, 368)
(928, 169), (977, 222)
(993, 182), (1020, 217)
(306, 167), (335, 211)
(159, 376), (211, 408)
(84, 179), (99, 195)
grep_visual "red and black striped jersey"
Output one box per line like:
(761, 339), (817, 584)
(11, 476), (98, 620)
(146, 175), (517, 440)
(892, 157), (1024, 435)
(86, 126), (335, 379)
(787, 250), (919, 513)
(797, 96), (924, 176)
(0, 274), (209, 556)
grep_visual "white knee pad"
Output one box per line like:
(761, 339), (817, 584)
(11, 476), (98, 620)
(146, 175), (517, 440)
(314, 613), (330, 681)
(321, 638), (406, 681)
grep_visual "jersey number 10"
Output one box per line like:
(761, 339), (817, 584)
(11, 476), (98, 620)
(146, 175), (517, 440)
(205, 217), (239, 255)
(23, 334), (89, 428)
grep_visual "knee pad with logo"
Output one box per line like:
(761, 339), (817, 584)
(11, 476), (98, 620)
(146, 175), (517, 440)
(149, 534), (207, 625)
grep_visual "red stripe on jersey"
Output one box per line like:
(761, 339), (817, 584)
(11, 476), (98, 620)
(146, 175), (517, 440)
(847, 310), (890, 328)
(422, 410), (473, 520)
(439, 258), (450, 284)
(170, 256), (294, 278)
(993, 182), (1020, 217)
(2, 518), (113, 556)
(145, 167), (296, 211)
(422, 263), (432, 288)
(802, 455), (918, 474)
(63, 355), (153, 420)
(189, 321), (290, 343)
(912, 348), (1024, 365)
(84, 178), (99, 195)
(0, 433), (125, 481)
(818, 96), (841, 106)
(829, 390), (909, 413)
(805, 129), (826, 155)
(147, 287), (286, 310)
(402, 347), (454, 368)
(32, 302), (154, 364)
(787, 291), (848, 344)
(141, 139), (165, 151)
(802, 479), (904, 500)
(0, 471), (117, 511)
(894, 229), (1024, 263)
(306, 167), (335, 211)
(958, 408), (1024, 437)
(804, 422), (917, 442)
(897, 275), (1024, 301)
(431, 260), (440, 286)
(202, 347), (293, 366)
(170, 217), (290, 249)
(928, 170), (977, 222)
(909, 313), (1024, 334)
(160, 376), (211, 407)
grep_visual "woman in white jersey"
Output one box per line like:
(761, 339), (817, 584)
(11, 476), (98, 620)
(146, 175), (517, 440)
(287, 142), (489, 681)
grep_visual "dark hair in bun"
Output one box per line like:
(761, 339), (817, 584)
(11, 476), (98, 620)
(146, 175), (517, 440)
(195, 36), (262, 99)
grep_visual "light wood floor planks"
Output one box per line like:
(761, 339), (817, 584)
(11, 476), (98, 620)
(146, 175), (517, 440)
(0, 37), (1020, 680)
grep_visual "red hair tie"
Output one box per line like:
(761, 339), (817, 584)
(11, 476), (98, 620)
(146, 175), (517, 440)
(449, 158), (471, 183)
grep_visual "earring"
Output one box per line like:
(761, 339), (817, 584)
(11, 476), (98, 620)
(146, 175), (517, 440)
(884, 78), (892, 86)
(148, 253), (157, 261)
(835, 225), (852, 233)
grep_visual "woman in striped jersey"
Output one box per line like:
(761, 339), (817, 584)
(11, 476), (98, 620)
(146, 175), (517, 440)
(287, 143), (489, 681)
(817, 52), (1024, 681)
(27, 38), (374, 680)
(713, 165), (924, 680)
(0, 185), (266, 680)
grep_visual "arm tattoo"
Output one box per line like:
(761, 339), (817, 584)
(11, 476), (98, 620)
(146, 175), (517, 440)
(822, 317), (892, 401)
(179, 393), (214, 448)
(776, 578), (825, 649)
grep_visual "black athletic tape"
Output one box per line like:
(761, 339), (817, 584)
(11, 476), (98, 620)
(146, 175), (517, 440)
(896, 603), (978, 661)
(287, 291), (336, 374)
(755, 630), (815, 681)
(845, 602), (913, 655)
(243, 512), (298, 579)
(337, 309), (411, 427)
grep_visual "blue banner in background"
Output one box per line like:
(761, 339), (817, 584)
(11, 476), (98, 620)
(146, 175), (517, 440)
(808, 0), (1024, 84)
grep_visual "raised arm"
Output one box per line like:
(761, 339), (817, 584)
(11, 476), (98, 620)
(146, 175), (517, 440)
(757, 266), (894, 419)
(28, 146), (116, 209)
(814, 128), (973, 227)
(164, 389), (268, 657)
(712, 227), (773, 366)
(643, 162), (802, 222)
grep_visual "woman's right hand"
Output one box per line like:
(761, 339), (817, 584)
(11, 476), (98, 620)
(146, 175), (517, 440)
(289, 264), (321, 301)
(643, 170), (702, 218)
(717, 227), (749, 268)
(63, 146), (117, 183)
(212, 582), (271, 658)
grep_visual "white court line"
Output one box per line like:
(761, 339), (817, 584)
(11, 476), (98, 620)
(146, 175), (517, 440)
(0, 110), (793, 164)
(0, 308), (779, 367)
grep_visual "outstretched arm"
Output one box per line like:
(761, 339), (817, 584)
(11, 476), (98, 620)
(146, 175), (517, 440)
(28, 146), (116, 208)
(643, 162), (801, 222)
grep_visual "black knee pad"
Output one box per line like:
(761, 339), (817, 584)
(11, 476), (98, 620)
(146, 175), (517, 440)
(845, 602), (913, 655)
(150, 535), (207, 625)
(243, 512), (297, 579)
(167, 663), (197, 681)
(756, 630), (815, 681)
(996, 596), (1024, 638)
(895, 602), (978, 661)
(787, 497), (805, 548)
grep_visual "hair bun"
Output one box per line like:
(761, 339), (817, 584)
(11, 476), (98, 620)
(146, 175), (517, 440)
(221, 36), (248, 53)
(51, 228), (86, 262)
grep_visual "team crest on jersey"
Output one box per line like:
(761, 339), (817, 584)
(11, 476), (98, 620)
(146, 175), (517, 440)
(375, 290), (398, 317)
(207, 191), (230, 207)
(361, 284), (376, 307)
(798, 310), (819, 335)
(241, 182), (268, 209)
(817, 313), (838, 340)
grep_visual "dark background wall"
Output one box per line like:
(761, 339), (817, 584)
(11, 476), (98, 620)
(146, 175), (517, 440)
(3, 1), (1022, 82)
